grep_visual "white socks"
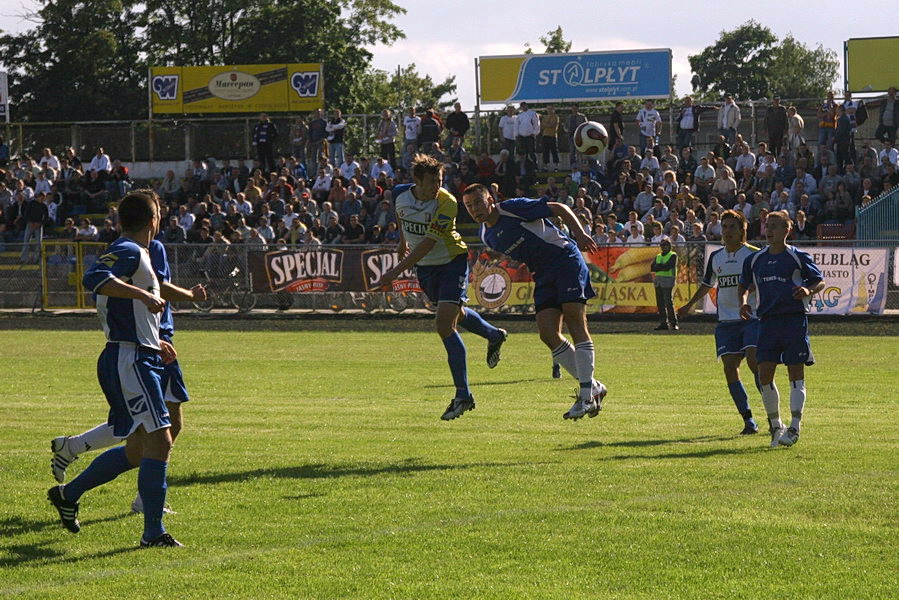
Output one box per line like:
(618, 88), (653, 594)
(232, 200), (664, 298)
(789, 380), (806, 430)
(574, 340), (595, 400)
(551, 340), (578, 380)
(761, 382), (782, 428)
(68, 423), (118, 456)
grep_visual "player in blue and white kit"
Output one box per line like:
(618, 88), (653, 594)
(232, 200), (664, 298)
(50, 234), (207, 514)
(47, 191), (182, 547)
(374, 155), (507, 421)
(461, 183), (608, 420)
(738, 210), (825, 448)
(678, 209), (760, 435)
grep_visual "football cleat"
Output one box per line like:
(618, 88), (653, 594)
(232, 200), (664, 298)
(587, 381), (608, 418)
(563, 394), (597, 421)
(441, 395), (475, 421)
(740, 421), (760, 435)
(486, 330), (508, 369)
(769, 425), (786, 448)
(50, 436), (78, 484)
(552, 363), (562, 379)
(778, 427), (800, 447)
(140, 532), (183, 548)
(47, 485), (80, 533)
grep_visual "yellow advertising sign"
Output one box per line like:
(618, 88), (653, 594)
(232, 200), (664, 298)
(846, 37), (899, 93)
(150, 64), (324, 114)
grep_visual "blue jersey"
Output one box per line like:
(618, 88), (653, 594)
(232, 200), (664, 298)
(741, 245), (823, 318)
(83, 237), (162, 349)
(479, 198), (580, 274)
(149, 240), (174, 342)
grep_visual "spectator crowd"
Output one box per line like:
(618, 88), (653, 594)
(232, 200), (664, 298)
(1, 87), (898, 264)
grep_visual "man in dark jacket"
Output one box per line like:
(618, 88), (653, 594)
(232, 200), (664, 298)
(834, 104), (853, 172)
(253, 113), (279, 174)
(875, 87), (899, 144)
(765, 96), (789, 158)
(676, 96), (718, 150)
(21, 193), (49, 263)
(445, 103), (470, 147)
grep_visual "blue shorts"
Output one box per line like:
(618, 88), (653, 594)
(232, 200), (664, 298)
(162, 359), (190, 404)
(97, 343), (170, 438)
(715, 319), (760, 358)
(533, 254), (596, 314)
(757, 314), (815, 366)
(415, 253), (469, 305)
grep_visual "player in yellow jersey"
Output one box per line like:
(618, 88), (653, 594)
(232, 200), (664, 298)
(374, 154), (507, 421)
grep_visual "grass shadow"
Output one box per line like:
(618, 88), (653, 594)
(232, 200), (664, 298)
(170, 459), (554, 487)
(557, 435), (735, 451)
(423, 378), (545, 389)
(605, 446), (768, 461)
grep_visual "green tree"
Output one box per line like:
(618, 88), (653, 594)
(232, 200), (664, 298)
(688, 20), (777, 100)
(350, 64), (457, 115)
(525, 26), (572, 54)
(0, 0), (145, 121)
(769, 35), (839, 98)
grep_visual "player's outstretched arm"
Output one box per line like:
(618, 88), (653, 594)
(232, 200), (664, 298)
(96, 278), (165, 314)
(374, 237), (437, 289)
(547, 202), (597, 252)
(161, 281), (208, 302)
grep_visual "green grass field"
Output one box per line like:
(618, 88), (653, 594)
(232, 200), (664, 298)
(1, 327), (896, 599)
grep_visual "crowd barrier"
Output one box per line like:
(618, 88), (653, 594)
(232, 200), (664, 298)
(0, 241), (893, 315)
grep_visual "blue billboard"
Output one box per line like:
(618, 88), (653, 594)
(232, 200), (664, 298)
(479, 49), (672, 104)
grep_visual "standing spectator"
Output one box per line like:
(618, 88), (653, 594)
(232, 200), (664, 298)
(326, 109), (347, 166)
(306, 109), (328, 174)
(403, 107), (421, 156)
(651, 238), (678, 330)
(787, 106), (805, 152)
(252, 113), (278, 174)
(636, 99), (662, 155)
(834, 104), (852, 172)
(516, 102), (540, 165)
(608, 102), (625, 151)
(566, 104), (587, 168)
(445, 102), (470, 147)
(0, 136), (9, 168)
(540, 104), (561, 171)
(375, 109), (398, 167)
(675, 96), (717, 149)
(875, 87), (899, 144)
(290, 116), (308, 165)
(20, 193), (49, 262)
(717, 94), (741, 144)
(765, 96), (789, 158)
(499, 105), (518, 154)
(418, 110), (442, 154)
(817, 91), (837, 148)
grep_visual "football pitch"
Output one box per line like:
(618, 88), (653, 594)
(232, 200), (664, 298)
(1, 327), (896, 599)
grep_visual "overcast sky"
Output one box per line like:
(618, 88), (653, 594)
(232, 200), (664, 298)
(0, 0), (893, 107)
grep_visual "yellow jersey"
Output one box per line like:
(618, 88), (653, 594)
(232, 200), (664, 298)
(393, 184), (467, 266)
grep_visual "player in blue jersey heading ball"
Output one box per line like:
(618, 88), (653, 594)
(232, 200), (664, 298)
(738, 210), (825, 448)
(461, 183), (608, 420)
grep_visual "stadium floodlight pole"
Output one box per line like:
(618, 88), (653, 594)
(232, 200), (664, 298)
(474, 57), (482, 151)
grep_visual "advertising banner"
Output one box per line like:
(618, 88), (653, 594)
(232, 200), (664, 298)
(478, 49), (672, 104)
(845, 37), (899, 93)
(249, 244), (700, 313)
(150, 63), (324, 114)
(702, 245), (889, 316)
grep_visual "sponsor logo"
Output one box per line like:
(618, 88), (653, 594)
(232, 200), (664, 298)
(126, 394), (147, 415)
(208, 71), (260, 101)
(550, 61), (641, 87)
(718, 274), (740, 287)
(473, 266), (512, 309)
(266, 249), (343, 292)
(98, 253), (118, 267)
(291, 71), (320, 97)
(812, 286), (842, 312)
(152, 75), (179, 101)
(361, 249), (420, 293)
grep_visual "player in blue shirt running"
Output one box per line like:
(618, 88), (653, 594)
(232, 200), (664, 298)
(461, 183), (608, 420)
(51, 231), (207, 514)
(373, 155), (507, 421)
(738, 210), (825, 448)
(46, 190), (183, 547)
(678, 209), (761, 435)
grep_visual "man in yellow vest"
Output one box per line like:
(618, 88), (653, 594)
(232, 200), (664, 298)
(651, 238), (678, 330)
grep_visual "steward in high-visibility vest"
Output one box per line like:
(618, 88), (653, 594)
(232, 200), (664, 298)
(650, 238), (678, 330)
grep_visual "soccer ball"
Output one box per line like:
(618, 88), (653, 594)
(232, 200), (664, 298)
(573, 121), (608, 156)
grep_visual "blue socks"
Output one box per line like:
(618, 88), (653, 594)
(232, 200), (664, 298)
(63, 446), (133, 503)
(442, 332), (470, 399)
(138, 458), (169, 540)
(728, 381), (756, 424)
(458, 308), (502, 342)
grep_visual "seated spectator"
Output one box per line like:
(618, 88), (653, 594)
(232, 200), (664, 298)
(591, 222), (610, 244)
(323, 214), (344, 244)
(668, 225), (685, 245)
(59, 217), (78, 240)
(384, 221), (400, 245)
(686, 221), (707, 242)
(75, 218), (98, 241)
(649, 221), (667, 244)
(794, 210), (814, 240)
(625, 224), (645, 245)
(705, 211), (722, 241)
(97, 218), (119, 244)
(256, 216), (275, 242)
(343, 214), (366, 244)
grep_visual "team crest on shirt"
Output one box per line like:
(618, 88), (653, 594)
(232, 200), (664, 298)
(473, 265), (512, 309)
(98, 253), (118, 267)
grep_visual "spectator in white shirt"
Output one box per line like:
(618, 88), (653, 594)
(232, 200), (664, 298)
(516, 101), (540, 164)
(649, 222), (668, 244)
(370, 157), (394, 180)
(878, 140), (899, 167)
(636, 99), (662, 155)
(39, 148), (60, 171)
(75, 218), (98, 241)
(178, 205), (195, 230)
(734, 144), (756, 174)
(338, 155), (360, 181)
(88, 147), (112, 174)
(499, 105), (518, 154)
(625, 224), (646, 245)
